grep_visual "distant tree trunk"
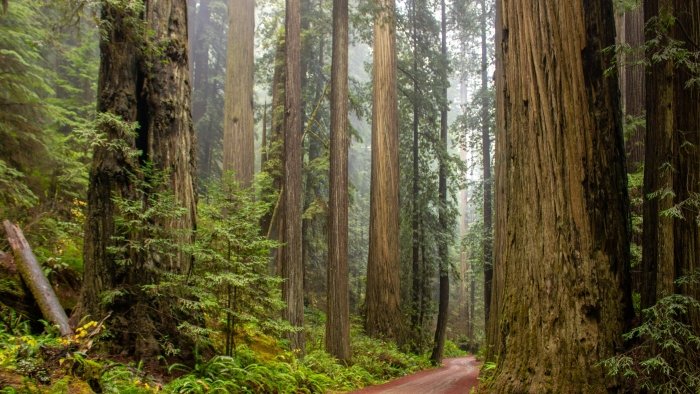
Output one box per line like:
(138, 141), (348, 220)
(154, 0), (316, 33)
(485, 0), (503, 360)
(430, 0), (449, 365)
(468, 265), (476, 341)
(617, 3), (647, 300)
(325, 0), (351, 362)
(479, 0), (493, 333)
(79, 0), (197, 359)
(365, 0), (401, 340)
(261, 102), (268, 167)
(623, 5), (646, 171)
(283, 0), (305, 353)
(409, 0), (423, 351)
(488, 1), (632, 391)
(192, 0), (213, 180)
(642, 0), (700, 327)
(223, 0), (255, 185)
(261, 34), (286, 274)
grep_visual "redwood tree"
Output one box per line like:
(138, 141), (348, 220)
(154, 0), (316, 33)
(488, 1), (632, 391)
(429, 0), (449, 364)
(79, 0), (197, 358)
(223, 0), (255, 185)
(365, 0), (401, 340)
(325, 0), (351, 362)
(642, 0), (699, 323)
(283, 0), (305, 353)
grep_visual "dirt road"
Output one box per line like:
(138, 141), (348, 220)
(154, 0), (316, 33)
(351, 356), (480, 394)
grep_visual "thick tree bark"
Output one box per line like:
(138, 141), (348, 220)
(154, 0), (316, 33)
(642, 0), (700, 328)
(430, 0), (449, 365)
(223, 0), (255, 185)
(283, 0), (305, 353)
(3, 221), (72, 336)
(489, 1), (632, 391)
(79, 0), (196, 358)
(325, 0), (351, 362)
(365, 0), (401, 340)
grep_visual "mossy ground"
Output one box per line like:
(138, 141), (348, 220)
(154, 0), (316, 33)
(0, 311), (465, 393)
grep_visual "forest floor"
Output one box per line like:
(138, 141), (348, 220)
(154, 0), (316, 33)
(350, 356), (479, 394)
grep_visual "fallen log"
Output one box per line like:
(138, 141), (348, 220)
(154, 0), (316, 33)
(2, 220), (73, 336)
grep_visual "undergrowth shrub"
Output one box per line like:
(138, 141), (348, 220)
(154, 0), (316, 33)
(601, 282), (700, 393)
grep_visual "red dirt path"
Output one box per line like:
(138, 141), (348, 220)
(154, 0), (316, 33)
(351, 356), (480, 394)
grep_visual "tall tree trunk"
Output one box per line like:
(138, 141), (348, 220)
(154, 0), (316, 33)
(489, 1), (632, 391)
(430, 0), (449, 365)
(480, 0), (493, 334)
(191, 0), (210, 127)
(642, 0), (700, 327)
(283, 0), (305, 353)
(192, 0), (213, 181)
(365, 0), (401, 340)
(261, 34), (286, 273)
(409, 0), (422, 351)
(430, 0), (450, 364)
(79, 0), (197, 359)
(223, 0), (255, 185)
(486, 0), (503, 360)
(325, 0), (351, 362)
(623, 5), (646, 171)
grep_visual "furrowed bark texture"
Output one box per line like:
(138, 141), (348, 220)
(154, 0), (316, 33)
(223, 0), (255, 185)
(283, 0), (305, 353)
(80, 0), (196, 358)
(365, 0), (401, 340)
(490, 1), (632, 391)
(642, 0), (700, 327)
(325, 0), (351, 362)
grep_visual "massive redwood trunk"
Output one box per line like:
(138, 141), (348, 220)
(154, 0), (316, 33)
(489, 1), (632, 391)
(365, 0), (401, 340)
(79, 0), (196, 358)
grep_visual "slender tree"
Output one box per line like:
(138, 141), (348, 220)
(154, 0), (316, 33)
(283, 0), (305, 353)
(325, 0), (351, 362)
(488, 1), (632, 391)
(429, 0), (449, 364)
(622, 4), (646, 171)
(409, 0), (423, 349)
(480, 0), (493, 330)
(79, 0), (197, 358)
(642, 0), (699, 323)
(223, 0), (255, 185)
(365, 0), (401, 340)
